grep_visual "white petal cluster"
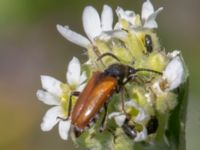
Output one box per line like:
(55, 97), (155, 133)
(83, 5), (113, 41)
(154, 53), (184, 92)
(126, 101), (149, 123)
(141, 0), (163, 28)
(36, 57), (86, 140)
(116, 0), (163, 29)
(57, 0), (163, 51)
(66, 57), (87, 91)
(109, 100), (149, 142)
(57, 5), (114, 48)
(163, 56), (184, 90)
(115, 7), (136, 27)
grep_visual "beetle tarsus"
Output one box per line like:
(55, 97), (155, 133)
(57, 116), (69, 121)
(99, 104), (108, 132)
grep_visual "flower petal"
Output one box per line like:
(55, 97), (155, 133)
(143, 19), (158, 28)
(101, 5), (113, 31)
(108, 112), (126, 127)
(163, 56), (184, 90)
(135, 107), (148, 123)
(99, 30), (127, 41)
(152, 81), (163, 93)
(40, 106), (62, 131)
(143, 7), (163, 28)
(167, 50), (180, 58)
(58, 120), (71, 140)
(108, 112), (122, 119)
(41, 75), (62, 97)
(134, 126), (147, 142)
(114, 115), (126, 127)
(75, 71), (87, 92)
(56, 24), (90, 48)
(142, 0), (154, 21)
(116, 7), (136, 25)
(67, 57), (81, 86)
(37, 90), (60, 105)
(125, 100), (148, 123)
(84, 59), (92, 65)
(76, 83), (86, 92)
(125, 100), (138, 108)
(80, 71), (87, 84)
(82, 6), (102, 42)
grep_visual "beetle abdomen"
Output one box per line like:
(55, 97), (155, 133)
(72, 76), (117, 129)
(71, 71), (102, 124)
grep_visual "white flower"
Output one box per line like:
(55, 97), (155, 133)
(125, 100), (149, 123)
(66, 57), (87, 91)
(116, 0), (163, 29)
(134, 127), (148, 142)
(153, 55), (184, 92)
(108, 112), (126, 127)
(57, 5), (113, 48)
(115, 7), (136, 28)
(109, 99), (149, 142)
(141, 0), (163, 28)
(36, 57), (86, 140)
(163, 56), (184, 90)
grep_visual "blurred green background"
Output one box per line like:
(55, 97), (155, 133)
(0, 0), (199, 150)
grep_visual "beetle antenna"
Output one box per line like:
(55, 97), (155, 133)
(97, 52), (121, 62)
(135, 68), (162, 75)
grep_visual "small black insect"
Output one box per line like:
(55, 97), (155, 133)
(146, 116), (159, 134)
(145, 34), (153, 53)
(122, 118), (137, 138)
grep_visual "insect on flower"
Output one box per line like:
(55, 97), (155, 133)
(62, 53), (162, 137)
(109, 99), (159, 141)
(122, 115), (159, 139)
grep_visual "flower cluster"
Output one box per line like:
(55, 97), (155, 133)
(37, 0), (187, 149)
(37, 57), (86, 140)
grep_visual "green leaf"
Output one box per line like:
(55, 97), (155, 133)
(165, 77), (189, 150)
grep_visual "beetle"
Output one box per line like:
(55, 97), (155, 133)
(65, 53), (162, 137)
(122, 117), (137, 138)
(144, 34), (153, 53)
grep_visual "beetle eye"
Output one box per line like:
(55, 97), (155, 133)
(145, 34), (153, 53)
(128, 67), (136, 75)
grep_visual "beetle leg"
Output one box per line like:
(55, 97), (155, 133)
(120, 87), (127, 114)
(97, 52), (121, 63)
(122, 75), (136, 86)
(67, 91), (81, 118)
(106, 127), (117, 143)
(99, 104), (108, 132)
(116, 84), (128, 114)
(57, 91), (80, 121)
(127, 75), (143, 85)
